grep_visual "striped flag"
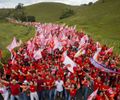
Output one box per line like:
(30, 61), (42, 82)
(90, 58), (120, 74)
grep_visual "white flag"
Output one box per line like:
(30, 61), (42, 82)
(7, 37), (22, 52)
(87, 89), (98, 100)
(63, 52), (76, 73)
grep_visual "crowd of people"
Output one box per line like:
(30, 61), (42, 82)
(0, 23), (120, 100)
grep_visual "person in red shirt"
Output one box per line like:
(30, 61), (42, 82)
(48, 76), (56, 100)
(18, 72), (24, 83)
(20, 80), (29, 100)
(69, 84), (77, 100)
(64, 78), (71, 100)
(3, 64), (11, 81)
(82, 77), (90, 100)
(96, 91), (105, 100)
(29, 81), (39, 100)
(10, 79), (20, 100)
(94, 77), (102, 90)
(25, 71), (33, 82)
(37, 75), (44, 100)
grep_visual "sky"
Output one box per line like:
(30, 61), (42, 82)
(0, 0), (98, 8)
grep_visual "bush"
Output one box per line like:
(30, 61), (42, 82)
(21, 16), (36, 22)
(59, 8), (75, 19)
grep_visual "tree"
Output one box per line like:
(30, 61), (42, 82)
(15, 3), (24, 9)
(12, 3), (25, 21)
(88, 2), (93, 6)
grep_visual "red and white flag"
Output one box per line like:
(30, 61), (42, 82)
(63, 51), (76, 73)
(87, 89), (98, 100)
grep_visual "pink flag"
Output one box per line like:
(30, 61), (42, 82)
(105, 47), (113, 54)
(33, 49), (42, 60)
(7, 37), (22, 52)
(79, 35), (89, 49)
(53, 36), (62, 50)
(27, 40), (35, 53)
(87, 89), (98, 100)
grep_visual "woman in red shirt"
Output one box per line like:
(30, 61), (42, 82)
(29, 81), (39, 100)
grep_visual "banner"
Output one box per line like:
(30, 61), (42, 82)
(90, 58), (120, 74)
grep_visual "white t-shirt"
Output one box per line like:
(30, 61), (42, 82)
(55, 80), (64, 92)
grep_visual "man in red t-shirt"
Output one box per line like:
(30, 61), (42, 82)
(10, 79), (20, 100)
(69, 84), (77, 100)
(37, 75), (44, 100)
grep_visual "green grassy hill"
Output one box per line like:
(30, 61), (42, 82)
(0, 0), (120, 60)
(60, 0), (120, 53)
(25, 2), (76, 22)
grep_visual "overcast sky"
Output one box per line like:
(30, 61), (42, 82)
(0, 0), (98, 8)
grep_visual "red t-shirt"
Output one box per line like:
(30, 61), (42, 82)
(26, 74), (33, 82)
(96, 95), (105, 100)
(37, 79), (44, 91)
(30, 85), (36, 92)
(100, 85), (109, 91)
(70, 89), (77, 97)
(10, 83), (20, 96)
(5, 68), (11, 75)
(22, 67), (28, 74)
(94, 80), (102, 90)
(46, 78), (54, 90)
(64, 82), (71, 91)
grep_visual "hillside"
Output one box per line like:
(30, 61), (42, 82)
(25, 2), (77, 22)
(25, 0), (120, 53)
(0, 0), (120, 60)
(60, 0), (120, 53)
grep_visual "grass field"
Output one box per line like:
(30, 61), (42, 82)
(0, 0), (120, 61)
(0, 20), (35, 60)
